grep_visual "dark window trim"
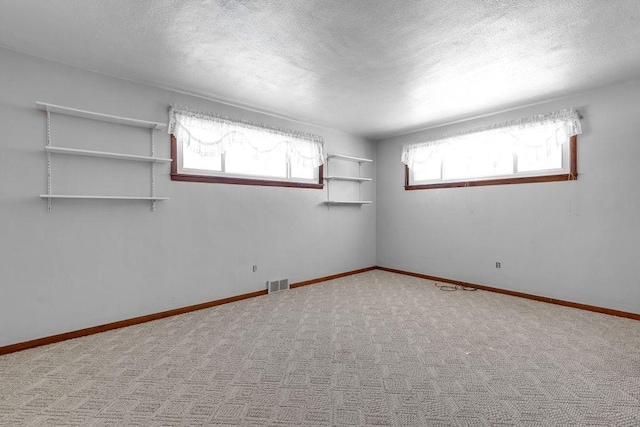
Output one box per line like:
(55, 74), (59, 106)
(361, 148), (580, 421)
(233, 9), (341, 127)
(171, 135), (324, 189)
(405, 135), (578, 190)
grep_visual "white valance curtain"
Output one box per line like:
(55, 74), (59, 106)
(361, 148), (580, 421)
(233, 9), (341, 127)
(401, 108), (582, 170)
(169, 107), (326, 168)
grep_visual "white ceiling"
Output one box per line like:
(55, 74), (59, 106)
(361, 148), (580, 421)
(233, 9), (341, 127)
(1, 1), (640, 139)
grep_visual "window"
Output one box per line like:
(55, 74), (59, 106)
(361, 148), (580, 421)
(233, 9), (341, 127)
(402, 109), (581, 189)
(169, 107), (325, 188)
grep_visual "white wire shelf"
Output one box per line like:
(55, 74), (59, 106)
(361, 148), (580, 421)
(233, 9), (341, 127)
(324, 201), (373, 205)
(36, 101), (167, 130)
(40, 195), (169, 201)
(45, 146), (172, 163)
(325, 176), (372, 182)
(327, 154), (372, 163)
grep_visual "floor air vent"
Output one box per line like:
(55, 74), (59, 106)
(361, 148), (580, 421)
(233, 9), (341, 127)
(268, 279), (289, 294)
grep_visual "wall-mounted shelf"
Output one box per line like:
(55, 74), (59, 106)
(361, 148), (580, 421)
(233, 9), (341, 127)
(325, 201), (373, 205)
(38, 101), (169, 212)
(36, 102), (166, 130)
(325, 176), (372, 182)
(327, 154), (372, 163)
(44, 146), (172, 163)
(40, 195), (169, 201)
(324, 153), (373, 206)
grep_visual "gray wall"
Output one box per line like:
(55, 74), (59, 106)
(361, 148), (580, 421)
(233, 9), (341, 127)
(0, 48), (376, 347)
(377, 81), (640, 315)
(4, 44), (638, 349)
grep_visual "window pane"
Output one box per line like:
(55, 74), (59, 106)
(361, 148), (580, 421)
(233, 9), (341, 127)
(516, 143), (562, 172)
(412, 156), (441, 181)
(226, 150), (287, 178)
(291, 161), (314, 179)
(183, 147), (222, 171)
(443, 155), (513, 180)
(443, 139), (512, 180)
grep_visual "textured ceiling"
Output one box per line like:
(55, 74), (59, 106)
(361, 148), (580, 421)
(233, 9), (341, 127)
(1, 1), (640, 139)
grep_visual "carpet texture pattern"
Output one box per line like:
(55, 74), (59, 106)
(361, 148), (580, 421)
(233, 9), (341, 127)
(1, 270), (639, 426)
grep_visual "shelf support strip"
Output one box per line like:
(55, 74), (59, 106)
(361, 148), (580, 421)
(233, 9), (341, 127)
(151, 129), (156, 212)
(46, 110), (52, 213)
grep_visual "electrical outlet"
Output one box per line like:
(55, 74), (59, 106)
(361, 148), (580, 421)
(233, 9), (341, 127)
(495, 262), (501, 269)
(252, 265), (258, 272)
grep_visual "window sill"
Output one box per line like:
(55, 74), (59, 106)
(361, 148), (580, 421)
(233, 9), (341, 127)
(171, 173), (324, 189)
(405, 173), (578, 190)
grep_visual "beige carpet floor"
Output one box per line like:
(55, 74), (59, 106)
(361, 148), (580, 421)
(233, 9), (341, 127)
(1, 270), (639, 426)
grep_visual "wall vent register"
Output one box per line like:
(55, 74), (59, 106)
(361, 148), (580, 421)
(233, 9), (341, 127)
(268, 279), (290, 294)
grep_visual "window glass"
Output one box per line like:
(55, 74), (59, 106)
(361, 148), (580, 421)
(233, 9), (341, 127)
(442, 138), (513, 180)
(225, 149), (287, 179)
(182, 149), (221, 172)
(516, 141), (563, 173)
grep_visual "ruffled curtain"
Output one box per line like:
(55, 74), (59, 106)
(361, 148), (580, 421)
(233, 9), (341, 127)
(401, 108), (582, 171)
(169, 107), (326, 168)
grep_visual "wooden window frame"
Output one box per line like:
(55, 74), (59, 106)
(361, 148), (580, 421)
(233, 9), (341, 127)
(170, 135), (324, 189)
(405, 135), (577, 190)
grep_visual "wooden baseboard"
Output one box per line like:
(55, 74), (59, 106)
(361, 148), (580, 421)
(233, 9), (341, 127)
(11, 264), (631, 356)
(0, 266), (377, 356)
(0, 289), (267, 356)
(376, 266), (640, 321)
(290, 266), (377, 288)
